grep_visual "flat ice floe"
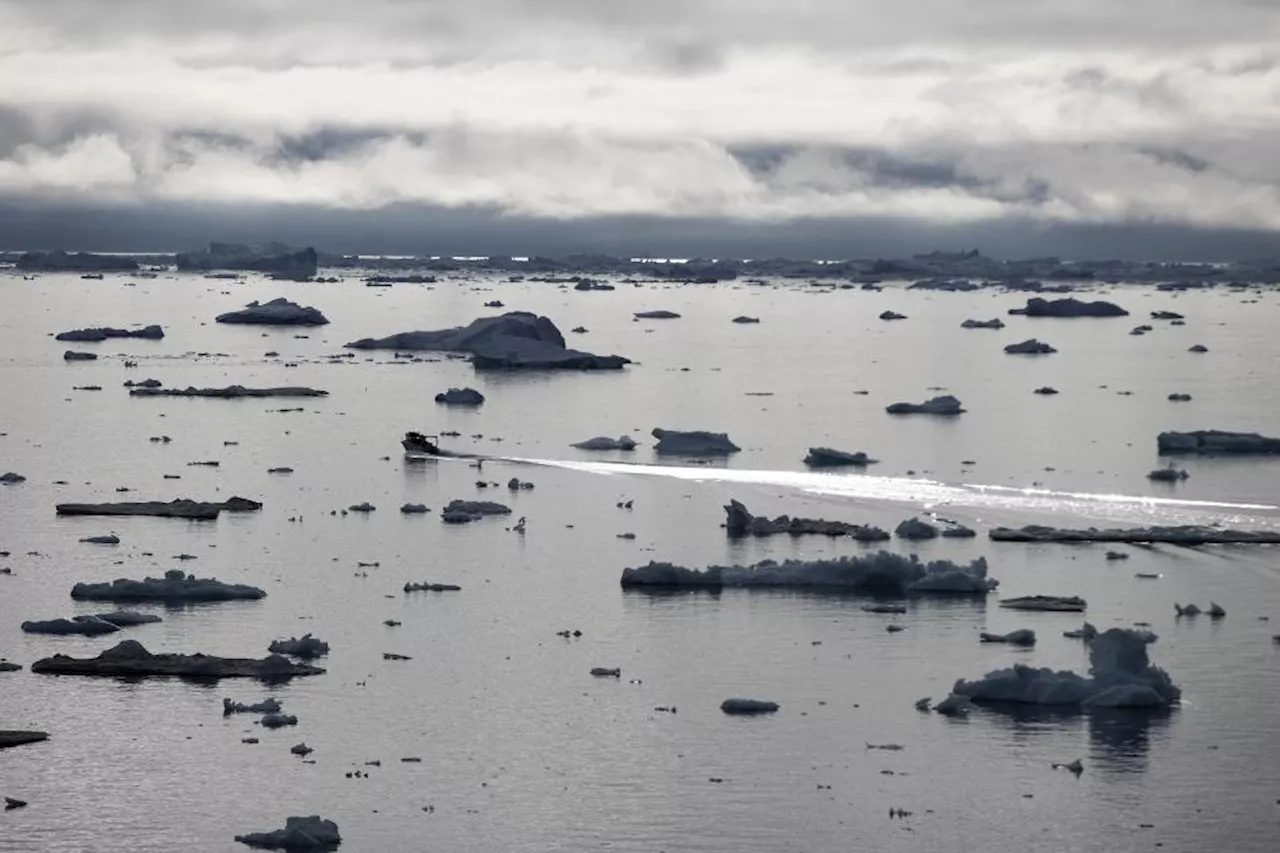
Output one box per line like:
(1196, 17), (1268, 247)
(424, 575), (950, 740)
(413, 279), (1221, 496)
(620, 551), (997, 595)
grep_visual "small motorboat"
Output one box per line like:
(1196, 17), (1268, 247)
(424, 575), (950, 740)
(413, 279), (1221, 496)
(403, 431), (443, 457)
(402, 432), (477, 460)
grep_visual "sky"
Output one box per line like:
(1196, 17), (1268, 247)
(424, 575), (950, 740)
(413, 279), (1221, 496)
(2, 0), (1279, 258)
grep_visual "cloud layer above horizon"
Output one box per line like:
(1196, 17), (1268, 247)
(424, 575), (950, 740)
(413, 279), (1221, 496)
(2, 0), (1280, 233)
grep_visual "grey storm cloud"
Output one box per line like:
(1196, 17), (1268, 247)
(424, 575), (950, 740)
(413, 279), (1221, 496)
(1, 0), (1280, 245)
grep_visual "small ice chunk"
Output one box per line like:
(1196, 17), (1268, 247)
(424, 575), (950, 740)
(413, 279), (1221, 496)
(980, 629), (1037, 646)
(720, 698), (779, 715)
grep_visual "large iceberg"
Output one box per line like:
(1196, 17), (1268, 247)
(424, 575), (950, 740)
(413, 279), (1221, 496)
(71, 569), (266, 603)
(215, 298), (329, 326)
(990, 524), (1280, 545)
(1157, 430), (1280, 454)
(17, 251), (138, 272)
(1004, 338), (1057, 354)
(268, 634), (330, 659)
(440, 499), (512, 523)
(234, 815), (341, 850)
(346, 311), (629, 370)
(177, 243), (318, 278)
(952, 628), (1179, 708)
(22, 616), (121, 636)
(803, 447), (876, 467)
(435, 387), (485, 406)
(572, 435), (637, 451)
(31, 640), (323, 680)
(55, 497), (261, 519)
(722, 499), (889, 540)
(56, 325), (164, 342)
(651, 428), (740, 455)
(620, 551), (997, 595)
(1010, 297), (1128, 317)
(129, 386), (327, 399)
(885, 395), (964, 415)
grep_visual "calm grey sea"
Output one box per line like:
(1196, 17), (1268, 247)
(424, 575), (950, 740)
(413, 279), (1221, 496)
(2, 270), (1278, 852)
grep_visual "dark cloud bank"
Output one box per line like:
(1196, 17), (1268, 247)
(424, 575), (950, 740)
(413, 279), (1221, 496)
(6, 201), (1280, 262)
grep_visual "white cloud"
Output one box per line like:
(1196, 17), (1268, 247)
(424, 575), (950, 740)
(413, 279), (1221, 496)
(0, 134), (136, 194)
(0, 0), (1278, 231)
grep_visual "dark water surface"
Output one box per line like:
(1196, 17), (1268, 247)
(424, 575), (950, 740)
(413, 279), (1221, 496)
(2, 271), (1278, 851)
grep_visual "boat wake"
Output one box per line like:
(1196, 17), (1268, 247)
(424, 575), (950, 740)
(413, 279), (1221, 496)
(496, 457), (1280, 528)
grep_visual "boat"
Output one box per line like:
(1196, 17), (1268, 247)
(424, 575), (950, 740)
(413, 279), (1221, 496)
(403, 431), (443, 457)
(402, 432), (478, 460)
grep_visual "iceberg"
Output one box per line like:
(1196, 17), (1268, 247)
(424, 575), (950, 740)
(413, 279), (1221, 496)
(441, 499), (512, 523)
(215, 297), (329, 326)
(223, 697), (283, 715)
(572, 435), (637, 451)
(71, 569), (266, 603)
(403, 581), (461, 592)
(17, 251), (138, 272)
(22, 616), (120, 636)
(651, 428), (740, 455)
(1000, 595), (1086, 612)
(952, 628), (1180, 708)
(720, 698), (779, 714)
(989, 524), (1280, 545)
(802, 447), (875, 467)
(722, 499), (889, 540)
(31, 640), (323, 680)
(894, 517), (938, 540)
(1010, 297), (1128, 317)
(1064, 622), (1099, 641)
(932, 694), (972, 716)
(346, 311), (628, 370)
(92, 610), (162, 627)
(980, 629), (1036, 646)
(885, 395), (964, 415)
(1004, 338), (1057, 354)
(1157, 430), (1280, 454)
(234, 815), (341, 850)
(56, 325), (164, 342)
(435, 387), (485, 406)
(56, 498), (261, 520)
(621, 551), (997, 595)
(268, 634), (330, 659)
(260, 713), (298, 729)
(129, 386), (327, 398)
(178, 243), (318, 278)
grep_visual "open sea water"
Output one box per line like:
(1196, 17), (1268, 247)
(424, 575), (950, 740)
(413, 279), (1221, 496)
(1, 270), (1278, 851)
